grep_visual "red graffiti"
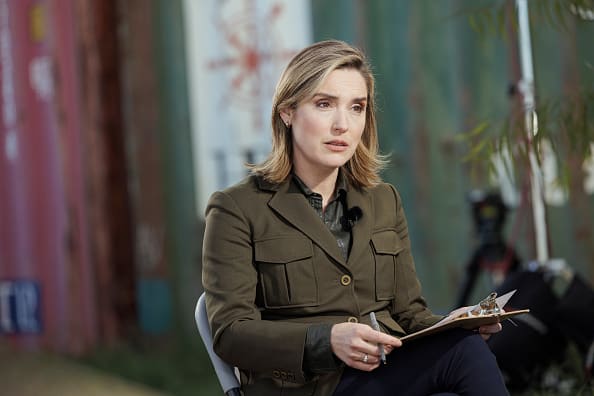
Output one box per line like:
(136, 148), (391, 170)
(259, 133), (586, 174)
(206, 0), (297, 129)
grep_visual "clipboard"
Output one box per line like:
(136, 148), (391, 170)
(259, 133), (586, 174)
(400, 290), (530, 342)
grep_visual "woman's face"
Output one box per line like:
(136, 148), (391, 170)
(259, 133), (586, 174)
(282, 68), (367, 178)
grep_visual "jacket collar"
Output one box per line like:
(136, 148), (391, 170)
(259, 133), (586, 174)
(256, 173), (373, 268)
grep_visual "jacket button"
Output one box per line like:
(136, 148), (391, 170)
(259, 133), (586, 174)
(340, 274), (352, 286)
(347, 316), (358, 323)
(272, 370), (281, 378)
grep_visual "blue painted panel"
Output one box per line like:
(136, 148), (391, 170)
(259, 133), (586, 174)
(0, 280), (42, 334)
(137, 278), (172, 335)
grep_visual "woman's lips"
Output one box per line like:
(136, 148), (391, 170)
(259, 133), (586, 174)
(325, 140), (348, 152)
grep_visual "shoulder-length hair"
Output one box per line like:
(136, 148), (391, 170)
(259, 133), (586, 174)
(249, 40), (387, 188)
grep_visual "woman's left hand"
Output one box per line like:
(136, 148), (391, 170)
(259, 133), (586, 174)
(477, 322), (502, 341)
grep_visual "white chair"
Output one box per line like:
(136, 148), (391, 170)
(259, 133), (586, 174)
(195, 292), (242, 396)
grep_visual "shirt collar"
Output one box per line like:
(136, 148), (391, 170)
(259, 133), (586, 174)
(292, 170), (348, 199)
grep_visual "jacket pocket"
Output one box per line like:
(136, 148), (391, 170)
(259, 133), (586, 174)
(371, 230), (405, 301)
(376, 314), (406, 336)
(255, 237), (318, 309)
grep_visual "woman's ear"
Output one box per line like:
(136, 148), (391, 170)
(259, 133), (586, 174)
(279, 109), (293, 127)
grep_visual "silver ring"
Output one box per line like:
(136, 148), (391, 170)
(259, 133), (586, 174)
(362, 353), (369, 363)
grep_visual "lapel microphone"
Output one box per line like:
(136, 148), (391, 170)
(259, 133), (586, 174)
(342, 206), (363, 231)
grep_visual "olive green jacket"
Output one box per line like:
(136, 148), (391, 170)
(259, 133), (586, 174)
(202, 175), (441, 396)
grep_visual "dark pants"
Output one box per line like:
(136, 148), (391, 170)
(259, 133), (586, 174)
(332, 329), (509, 396)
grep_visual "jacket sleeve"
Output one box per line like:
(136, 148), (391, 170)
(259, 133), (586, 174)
(202, 190), (312, 384)
(304, 324), (342, 374)
(387, 185), (443, 333)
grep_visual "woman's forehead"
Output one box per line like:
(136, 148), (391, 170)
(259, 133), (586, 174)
(312, 68), (368, 98)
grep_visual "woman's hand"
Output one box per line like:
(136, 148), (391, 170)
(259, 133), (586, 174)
(330, 322), (402, 371)
(478, 321), (502, 340)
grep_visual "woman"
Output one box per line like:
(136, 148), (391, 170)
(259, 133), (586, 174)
(202, 40), (509, 396)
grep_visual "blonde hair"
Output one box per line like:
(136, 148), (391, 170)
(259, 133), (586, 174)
(249, 40), (387, 188)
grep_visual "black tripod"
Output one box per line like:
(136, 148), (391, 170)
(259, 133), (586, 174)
(456, 192), (594, 392)
(455, 190), (521, 308)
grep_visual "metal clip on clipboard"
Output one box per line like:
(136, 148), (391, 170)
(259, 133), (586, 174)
(457, 290), (516, 319)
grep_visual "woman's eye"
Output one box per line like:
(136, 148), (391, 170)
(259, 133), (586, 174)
(316, 101), (330, 108)
(352, 104), (365, 113)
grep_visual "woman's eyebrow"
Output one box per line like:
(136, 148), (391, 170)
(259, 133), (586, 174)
(312, 92), (338, 100)
(313, 92), (367, 102)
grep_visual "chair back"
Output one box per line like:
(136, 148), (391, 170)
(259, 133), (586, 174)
(195, 292), (242, 396)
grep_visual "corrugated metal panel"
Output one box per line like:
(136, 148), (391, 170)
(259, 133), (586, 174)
(152, 0), (200, 338)
(119, 0), (172, 335)
(312, 0), (594, 309)
(0, 0), (96, 353)
(76, 0), (137, 343)
(51, 0), (98, 353)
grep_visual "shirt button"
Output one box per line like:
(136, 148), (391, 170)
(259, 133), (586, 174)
(347, 316), (359, 323)
(340, 274), (352, 286)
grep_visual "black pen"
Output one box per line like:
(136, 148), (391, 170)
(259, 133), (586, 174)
(370, 312), (386, 364)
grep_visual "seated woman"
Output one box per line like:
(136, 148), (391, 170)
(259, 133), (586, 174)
(202, 39), (509, 396)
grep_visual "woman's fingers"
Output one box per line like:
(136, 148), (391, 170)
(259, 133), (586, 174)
(345, 350), (382, 371)
(479, 322), (502, 334)
(478, 322), (503, 340)
(369, 329), (402, 348)
(383, 343), (395, 355)
(330, 322), (401, 370)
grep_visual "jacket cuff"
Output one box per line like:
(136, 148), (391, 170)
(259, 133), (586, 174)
(303, 323), (342, 374)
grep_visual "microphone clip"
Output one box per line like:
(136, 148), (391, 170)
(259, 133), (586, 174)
(342, 206), (363, 231)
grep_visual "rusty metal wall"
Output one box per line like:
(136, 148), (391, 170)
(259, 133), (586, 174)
(0, 0), (98, 353)
(118, 0), (173, 336)
(1, 0), (201, 353)
(76, 0), (138, 344)
(0, 0), (146, 353)
(2, 0), (592, 355)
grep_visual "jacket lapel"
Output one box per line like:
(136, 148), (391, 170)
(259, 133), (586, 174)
(263, 178), (347, 266)
(346, 186), (373, 266)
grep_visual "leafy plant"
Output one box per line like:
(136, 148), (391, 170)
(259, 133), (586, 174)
(456, 0), (594, 191)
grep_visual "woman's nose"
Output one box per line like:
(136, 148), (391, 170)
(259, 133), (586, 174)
(332, 109), (348, 133)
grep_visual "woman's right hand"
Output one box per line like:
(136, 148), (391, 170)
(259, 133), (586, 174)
(330, 322), (402, 371)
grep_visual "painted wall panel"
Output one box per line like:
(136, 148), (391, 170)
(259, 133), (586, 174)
(183, 0), (313, 215)
(312, 0), (594, 310)
(1, 0), (97, 353)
